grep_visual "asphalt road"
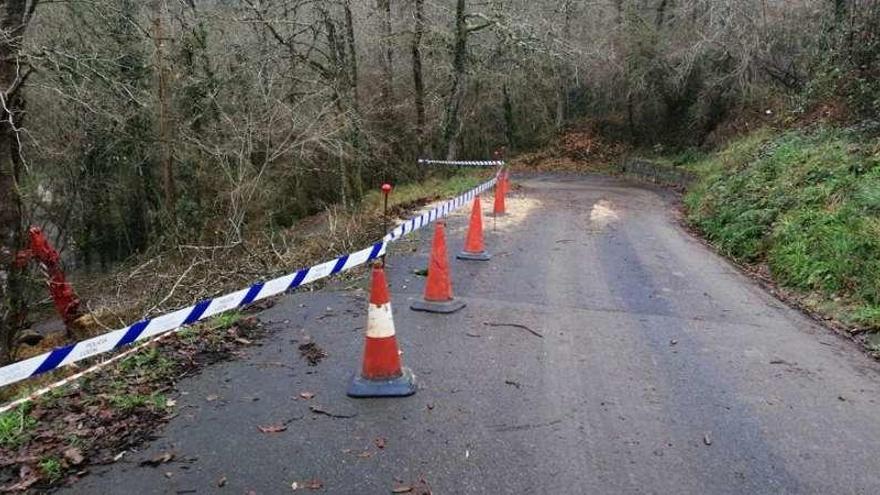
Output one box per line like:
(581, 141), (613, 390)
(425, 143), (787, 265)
(65, 174), (880, 494)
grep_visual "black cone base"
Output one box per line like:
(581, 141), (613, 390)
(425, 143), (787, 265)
(457, 250), (491, 261)
(347, 368), (417, 398)
(410, 298), (466, 314)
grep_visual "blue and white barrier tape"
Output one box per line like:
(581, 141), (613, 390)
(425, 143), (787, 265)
(418, 159), (504, 167)
(0, 174), (499, 394)
(384, 175), (497, 242)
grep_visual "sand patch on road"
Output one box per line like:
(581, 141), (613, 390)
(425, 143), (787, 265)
(388, 183), (540, 246)
(590, 200), (619, 225)
(586, 199), (620, 232)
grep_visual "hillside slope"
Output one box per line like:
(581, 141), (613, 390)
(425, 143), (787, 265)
(682, 125), (880, 347)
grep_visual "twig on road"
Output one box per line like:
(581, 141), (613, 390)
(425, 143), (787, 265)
(482, 321), (543, 339)
(309, 405), (358, 419)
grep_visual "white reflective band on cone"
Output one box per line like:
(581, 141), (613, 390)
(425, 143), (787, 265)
(366, 303), (396, 339)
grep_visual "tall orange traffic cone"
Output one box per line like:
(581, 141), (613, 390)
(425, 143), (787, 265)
(493, 171), (507, 217)
(348, 263), (416, 397)
(457, 195), (491, 261)
(411, 220), (466, 313)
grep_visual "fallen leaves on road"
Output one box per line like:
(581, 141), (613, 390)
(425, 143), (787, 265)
(291, 478), (324, 491)
(140, 451), (175, 467)
(374, 437), (386, 449)
(0, 315), (268, 491)
(1, 466), (40, 492)
(392, 476), (432, 495)
(298, 342), (327, 366)
(258, 424), (288, 434)
(62, 448), (85, 467)
(299, 392), (316, 400)
(217, 475), (227, 487)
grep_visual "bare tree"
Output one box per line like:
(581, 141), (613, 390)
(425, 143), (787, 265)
(0, 0), (38, 364)
(441, 0), (493, 159)
(377, 0), (394, 113)
(152, 0), (175, 218)
(410, 0), (426, 154)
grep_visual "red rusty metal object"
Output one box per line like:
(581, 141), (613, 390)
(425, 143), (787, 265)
(15, 227), (82, 331)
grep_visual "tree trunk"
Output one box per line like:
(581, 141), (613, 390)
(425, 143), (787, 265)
(153, 0), (175, 219)
(377, 0), (394, 113)
(833, 0), (847, 25)
(320, 5), (349, 206)
(0, 0), (36, 365)
(343, 1), (359, 110)
(655, 0), (669, 28)
(411, 0), (426, 155)
(503, 84), (515, 150)
(556, 0), (573, 130)
(442, 0), (467, 160)
(342, 0), (364, 199)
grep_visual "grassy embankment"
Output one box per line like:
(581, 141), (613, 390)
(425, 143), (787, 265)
(677, 126), (880, 347)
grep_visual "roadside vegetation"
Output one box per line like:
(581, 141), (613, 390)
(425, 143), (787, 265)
(682, 127), (880, 345)
(0, 309), (269, 491)
(6, 169), (485, 389)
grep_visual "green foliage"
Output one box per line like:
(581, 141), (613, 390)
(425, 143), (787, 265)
(686, 127), (880, 326)
(120, 346), (175, 377)
(799, 7), (880, 118)
(211, 310), (242, 330)
(360, 172), (482, 211)
(109, 392), (168, 413)
(0, 404), (36, 449)
(39, 457), (63, 482)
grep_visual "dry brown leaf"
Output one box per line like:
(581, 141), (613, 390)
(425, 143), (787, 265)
(291, 479), (325, 491)
(140, 451), (174, 467)
(63, 447), (85, 466)
(258, 424), (288, 433)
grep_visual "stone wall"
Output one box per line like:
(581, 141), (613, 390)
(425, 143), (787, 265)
(618, 159), (697, 188)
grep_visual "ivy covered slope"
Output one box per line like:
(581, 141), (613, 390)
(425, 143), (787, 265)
(683, 126), (880, 331)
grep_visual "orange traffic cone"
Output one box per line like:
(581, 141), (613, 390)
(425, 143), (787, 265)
(348, 263), (416, 397)
(493, 171), (507, 217)
(411, 220), (466, 313)
(457, 195), (491, 261)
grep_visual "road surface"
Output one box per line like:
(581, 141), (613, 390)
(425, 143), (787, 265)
(66, 174), (880, 494)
